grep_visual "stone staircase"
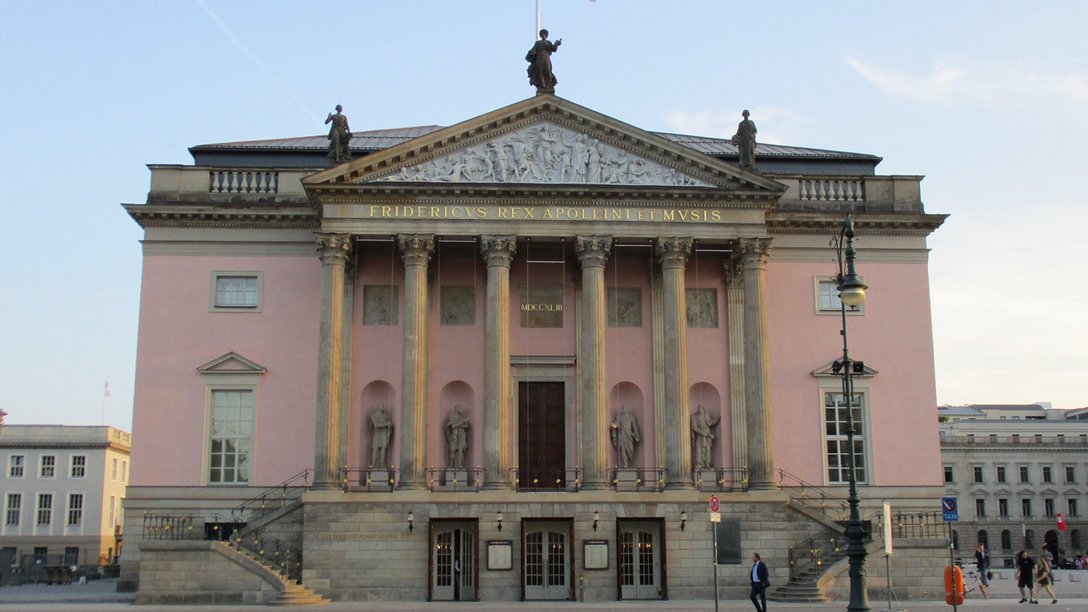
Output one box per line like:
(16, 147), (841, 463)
(768, 565), (829, 603)
(268, 581), (331, 606)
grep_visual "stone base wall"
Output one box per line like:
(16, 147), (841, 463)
(820, 537), (948, 601)
(134, 541), (283, 605)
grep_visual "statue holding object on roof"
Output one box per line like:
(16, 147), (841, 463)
(526, 29), (561, 93)
(325, 104), (352, 163)
(731, 109), (757, 169)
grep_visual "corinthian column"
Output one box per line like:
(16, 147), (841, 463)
(313, 233), (352, 489)
(481, 235), (517, 489)
(398, 234), (434, 489)
(655, 237), (693, 488)
(576, 235), (611, 489)
(739, 238), (776, 490)
(723, 256), (748, 487)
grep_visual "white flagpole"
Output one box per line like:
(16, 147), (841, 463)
(101, 381), (110, 426)
(535, 0), (541, 36)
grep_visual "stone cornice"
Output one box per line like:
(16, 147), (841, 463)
(767, 211), (948, 236)
(124, 204), (318, 229)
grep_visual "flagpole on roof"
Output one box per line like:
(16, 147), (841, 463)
(535, 0), (541, 36)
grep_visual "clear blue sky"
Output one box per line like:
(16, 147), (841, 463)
(2, 1), (1086, 431)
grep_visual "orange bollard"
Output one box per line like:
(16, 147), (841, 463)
(944, 564), (965, 606)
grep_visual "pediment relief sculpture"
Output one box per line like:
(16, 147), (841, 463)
(379, 122), (713, 188)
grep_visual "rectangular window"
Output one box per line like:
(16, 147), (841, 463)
(1066, 466), (1076, 483)
(108, 496), (115, 528)
(121, 461), (127, 482)
(40, 455), (56, 478)
(824, 391), (867, 484)
(36, 494), (52, 525)
(1070, 498), (1080, 517)
(111, 458), (118, 480)
(64, 547), (79, 565)
(4, 494), (20, 526)
(8, 455), (24, 478)
(816, 278), (866, 314)
(1042, 466), (1053, 483)
(973, 466), (983, 483)
(67, 494), (83, 526)
(996, 466), (1007, 483)
(998, 498), (1009, 517)
(1044, 498), (1055, 517)
(975, 499), (986, 518)
(1019, 466), (1030, 483)
(212, 273), (261, 310)
(943, 466), (954, 484)
(33, 547), (47, 564)
(1021, 498), (1032, 518)
(70, 456), (86, 479)
(209, 389), (254, 484)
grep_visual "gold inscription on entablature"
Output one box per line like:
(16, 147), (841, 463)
(365, 205), (724, 223)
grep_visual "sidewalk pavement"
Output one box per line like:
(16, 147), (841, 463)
(1, 578), (1085, 611)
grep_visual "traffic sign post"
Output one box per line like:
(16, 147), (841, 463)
(941, 497), (960, 611)
(941, 496), (959, 522)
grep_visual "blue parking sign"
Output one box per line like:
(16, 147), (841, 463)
(941, 496), (958, 521)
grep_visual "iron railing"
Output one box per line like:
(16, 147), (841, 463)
(694, 467), (750, 492)
(230, 527), (302, 582)
(339, 467), (401, 492)
(231, 469), (310, 523)
(777, 468), (850, 521)
(424, 467), (484, 491)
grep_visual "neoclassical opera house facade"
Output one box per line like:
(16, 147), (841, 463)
(122, 95), (947, 603)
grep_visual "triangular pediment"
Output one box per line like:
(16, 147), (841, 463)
(304, 95), (784, 195)
(197, 352), (267, 375)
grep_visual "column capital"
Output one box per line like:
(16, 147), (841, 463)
(738, 237), (773, 269)
(575, 235), (612, 268)
(316, 233), (352, 264)
(398, 234), (435, 266)
(481, 234), (517, 267)
(655, 237), (692, 270)
(723, 254), (743, 286)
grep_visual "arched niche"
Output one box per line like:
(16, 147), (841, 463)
(437, 381), (477, 469)
(688, 382), (725, 473)
(608, 382), (646, 468)
(359, 381), (396, 469)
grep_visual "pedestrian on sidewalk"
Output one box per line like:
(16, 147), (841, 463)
(750, 552), (770, 612)
(1016, 550), (1035, 603)
(1034, 548), (1057, 604)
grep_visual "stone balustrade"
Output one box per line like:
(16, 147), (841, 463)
(147, 165), (311, 203)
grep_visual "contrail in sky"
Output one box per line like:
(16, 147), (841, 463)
(194, 0), (321, 124)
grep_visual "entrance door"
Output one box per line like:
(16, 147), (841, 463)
(432, 524), (476, 601)
(619, 521), (662, 599)
(524, 521), (571, 600)
(519, 382), (565, 489)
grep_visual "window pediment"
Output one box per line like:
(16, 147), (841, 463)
(197, 352), (267, 375)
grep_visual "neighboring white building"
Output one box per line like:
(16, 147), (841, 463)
(0, 425), (131, 576)
(939, 404), (1088, 568)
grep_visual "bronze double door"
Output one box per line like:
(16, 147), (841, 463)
(518, 381), (565, 489)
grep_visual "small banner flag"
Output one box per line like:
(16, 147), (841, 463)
(1057, 512), (1067, 531)
(104, 382), (111, 398)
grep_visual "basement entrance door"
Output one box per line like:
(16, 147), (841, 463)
(618, 521), (662, 599)
(523, 521), (572, 600)
(431, 523), (476, 601)
(518, 382), (565, 489)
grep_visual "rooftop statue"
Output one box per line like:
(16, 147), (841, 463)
(731, 109), (757, 169)
(526, 29), (561, 93)
(325, 104), (352, 164)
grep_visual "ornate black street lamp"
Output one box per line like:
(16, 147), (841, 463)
(832, 213), (870, 611)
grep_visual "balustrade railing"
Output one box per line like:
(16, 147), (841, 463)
(209, 169), (279, 194)
(511, 467), (584, 492)
(142, 513), (202, 541)
(230, 528), (302, 582)
(787, 528), (846, 582)
(797, 177), (865, 202)
(876, 509), (945, 539)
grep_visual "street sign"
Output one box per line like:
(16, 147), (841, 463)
(710, 511), (721, 523)
(709, 495), (720, 513)
(941, 496), (959, 521)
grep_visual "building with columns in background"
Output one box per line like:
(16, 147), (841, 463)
(121, 95), (948, 603)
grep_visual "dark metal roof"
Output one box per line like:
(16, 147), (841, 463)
(191, 126), (881, 162)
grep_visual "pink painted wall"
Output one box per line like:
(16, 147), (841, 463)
(604, 247), (656, 469)
(765, 260), (942, 487)
(130, 255), (321, 487)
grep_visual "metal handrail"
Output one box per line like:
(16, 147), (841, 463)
(694, 467), (750, 492)
(510, 467), (583, 492)
(777, 468), (850, 519)
(339, 467), (401, 492)
(607, 467), (666, 491)
(425, 467), (484, 492)
(229, 525), (302, 582)
(787, 528), (846, 582)
(230, 469), (310, 522)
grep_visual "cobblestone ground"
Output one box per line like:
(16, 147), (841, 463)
(1, 576), (1085, 611)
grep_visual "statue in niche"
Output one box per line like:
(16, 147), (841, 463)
(609, 405), (642, 469)
(445, 404), (470, 469)
(690, 404), (721, 469)
(369, 404), (393, 467)
(325, 104), (352, 163)
(526, 29), (562, 92)
(731, 109), (758, 169)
